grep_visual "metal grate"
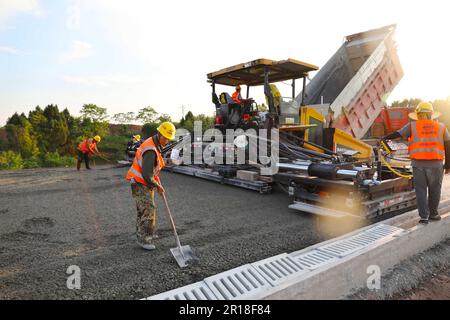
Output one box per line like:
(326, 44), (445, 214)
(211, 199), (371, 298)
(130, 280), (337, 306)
(291, 249), (339, 271)
(289, 202), (348, 218)
(317, 224), (404, 258)
(251, 253), (309, 286)
(148, 281), (218, 300)
(204, 265), (273, 300)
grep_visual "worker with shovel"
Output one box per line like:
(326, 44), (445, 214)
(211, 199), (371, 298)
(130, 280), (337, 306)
(77, 135), (102, 171)
(126, 122), (176, 250)
(383, 102), (450, 225)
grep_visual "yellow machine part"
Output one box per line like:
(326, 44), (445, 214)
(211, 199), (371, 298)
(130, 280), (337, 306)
(331, 128), (373, 160)
(265, 84), (282, 111)
(300, 106), (373, 160)
(300, 107), (326, 153)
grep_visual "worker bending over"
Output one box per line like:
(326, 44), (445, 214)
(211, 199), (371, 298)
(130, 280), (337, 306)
(77, 135), (101, 170)
(126, 122), (176, 250)
(383, 102), (450, 224)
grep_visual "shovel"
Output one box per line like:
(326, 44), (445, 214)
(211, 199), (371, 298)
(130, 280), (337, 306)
(161, 192), (196, 268)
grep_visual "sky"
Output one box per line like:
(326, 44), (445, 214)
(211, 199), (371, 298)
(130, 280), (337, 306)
(1, 0), (450, 125)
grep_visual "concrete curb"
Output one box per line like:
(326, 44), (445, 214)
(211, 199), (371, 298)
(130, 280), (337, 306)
(251, 204), (450, 300)
(145, 201), (450, 300)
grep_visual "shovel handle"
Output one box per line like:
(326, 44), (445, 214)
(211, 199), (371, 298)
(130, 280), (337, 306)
(161, 192), (183, 251)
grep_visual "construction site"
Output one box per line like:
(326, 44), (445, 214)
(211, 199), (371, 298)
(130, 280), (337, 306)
(1, 11), (450, 303)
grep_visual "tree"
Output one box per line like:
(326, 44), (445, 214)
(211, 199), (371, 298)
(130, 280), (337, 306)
(113, 112), (136, 124)
(28, 106), (48, 151)
(60, 108), (82, 155)
(41, 105), (69, 152)
(7, 113), (27, 127)
(80, 104), (109, 138)
(4, 121), (39, 159)
(136, 106), (158, 124)
(157, 113), (172, 123)
(178, 111), (214, 132)
(390, 98), (422, 109)
(80, 104), (108, 122)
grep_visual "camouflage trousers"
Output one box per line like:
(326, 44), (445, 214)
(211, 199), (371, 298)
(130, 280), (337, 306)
(130, 183), (156, 244)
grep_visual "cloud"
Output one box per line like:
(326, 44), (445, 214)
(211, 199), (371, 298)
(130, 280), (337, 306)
(62, 74), (143, 87)
(0, 0), (42, 30)
(60, 40), (93, 63)
(0, 46), (19, 54)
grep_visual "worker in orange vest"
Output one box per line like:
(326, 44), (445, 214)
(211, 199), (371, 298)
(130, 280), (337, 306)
(77, 135), (101, 171)
(383, 102), (450, 224)
(232, 85), (242, 103)
(126, 122), (176, 250)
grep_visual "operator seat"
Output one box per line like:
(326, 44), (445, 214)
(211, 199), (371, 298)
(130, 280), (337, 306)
(218, 92), (242, 127)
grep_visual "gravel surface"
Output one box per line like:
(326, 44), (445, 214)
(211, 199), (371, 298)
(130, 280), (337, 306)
(348, 238), (450, 300)
(0, 165), (372, 300)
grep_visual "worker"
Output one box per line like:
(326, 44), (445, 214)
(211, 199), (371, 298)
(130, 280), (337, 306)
(382, 102), (450, 225)
(126, 134), (143, 159)
(126, 122), (176, 250)
(77, 135), (101, 171)
(232, 85), (242, 104)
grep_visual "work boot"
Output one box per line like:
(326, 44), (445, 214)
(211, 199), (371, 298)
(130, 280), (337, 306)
(418, 219), (429, 225)
(137, 236), (157, 251)
(137, 242), (156, 251)
(429, 215), (442, 221)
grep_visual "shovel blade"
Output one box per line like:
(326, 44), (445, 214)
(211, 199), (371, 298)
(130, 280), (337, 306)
(170, 245), (196, 268)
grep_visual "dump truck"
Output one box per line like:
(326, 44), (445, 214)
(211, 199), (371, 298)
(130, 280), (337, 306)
(370, 106), (413, 138)
(301, 24), (403, 140)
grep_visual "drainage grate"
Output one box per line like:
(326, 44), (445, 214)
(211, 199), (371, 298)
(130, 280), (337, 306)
(251, 254), (309, 286)
(317, 223), (404, 258)
(148, 281), (218, 300)
(204, 265), (273, 300)
(291, 249), (339, 271)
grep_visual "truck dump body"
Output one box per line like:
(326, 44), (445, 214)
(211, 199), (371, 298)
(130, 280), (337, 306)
(301, 25), (403, 139)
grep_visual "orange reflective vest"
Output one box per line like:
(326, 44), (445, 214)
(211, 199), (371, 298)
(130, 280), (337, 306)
(232, 91), (242, 103)
(126, 137), (165, 187)
(78, 138), (97, 156)
(408, 120), (445, 160)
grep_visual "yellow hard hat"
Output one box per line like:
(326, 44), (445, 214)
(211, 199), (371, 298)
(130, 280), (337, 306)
(133, 134), (141, 141)
(93, 135), (101, 142)
(409, 102), (441, 120)
(416, 101), (434, 113)
(157, 121), (176, 140)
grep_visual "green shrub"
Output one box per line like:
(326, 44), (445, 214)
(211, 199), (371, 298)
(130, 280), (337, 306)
(60, 155), (75, 167)
(41, 152), (75, 168)
(100, 134), (130, 161)
(0, 151), (24, 170)
(23, 157), (41, 169)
